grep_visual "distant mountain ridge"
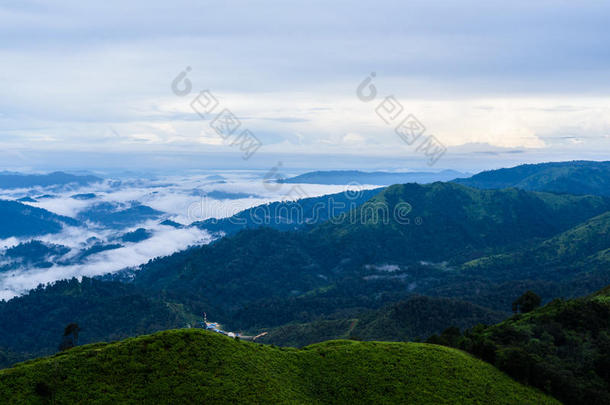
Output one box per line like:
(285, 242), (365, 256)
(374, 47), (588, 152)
(278, 169), (468, 185)
(0, 171), (102, 189)
(454, 160), (610, 196)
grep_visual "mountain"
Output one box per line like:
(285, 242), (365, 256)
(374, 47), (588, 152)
(278, 169), (468, 185)
(0, 171), (102, 189)
(194, 188), (382, 235)
(311, 182), (610, 264)
(0, 200), (78, 238)
(454, 160), (610, 196)
(132, 182), (610, 329)
(445, 211), (610, 310)
(202, 190), (261, 199)
(2, 181), (610, 367)
(71, 193), (97, 200)
(0, 329), (557, 404)
(431, 286), (610, 405)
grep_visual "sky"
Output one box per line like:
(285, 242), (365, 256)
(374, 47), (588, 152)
(1, 0), (610, 172)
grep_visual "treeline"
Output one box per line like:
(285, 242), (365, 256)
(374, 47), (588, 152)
(428, 288), (610, 405)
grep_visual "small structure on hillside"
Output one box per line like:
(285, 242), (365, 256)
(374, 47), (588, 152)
(201, 313), (267, 341)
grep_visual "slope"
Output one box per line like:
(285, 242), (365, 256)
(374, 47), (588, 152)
(432, 285), (610, 404)
(132, 182), (610, 327)
(193, 187), (383, 235)
(462, 210), (610, 292)
(311, 181), (610, 263)
(454, 160), (610, 196)
(0, 200), (78, 238)
(0, 329), (557, 404)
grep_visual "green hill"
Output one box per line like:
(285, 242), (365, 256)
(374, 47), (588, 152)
(455, 160), (610, 196)
(0, 329), (557, 404)
(431, 286), (610, 404)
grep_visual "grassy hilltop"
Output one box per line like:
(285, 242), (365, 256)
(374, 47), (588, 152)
(0, 329), (556, 404)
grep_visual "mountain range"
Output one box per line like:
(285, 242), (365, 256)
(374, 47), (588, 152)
(0, 171), (101, 189)
(454, 160), (610, 196)
(278, 169), (468, 185)
(1, 160), (610, 403)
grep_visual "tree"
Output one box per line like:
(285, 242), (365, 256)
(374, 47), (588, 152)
(58, 323), (81, 351)
(512, 291), (541, 313)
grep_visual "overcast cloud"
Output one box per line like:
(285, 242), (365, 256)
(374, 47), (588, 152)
(1, 1), (610, 171)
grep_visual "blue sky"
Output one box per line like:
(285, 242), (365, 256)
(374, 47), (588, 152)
(1, 0), (610, 172)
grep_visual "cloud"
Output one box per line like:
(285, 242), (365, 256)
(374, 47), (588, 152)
(1, 0), (610, 167)
(0, 171), (368, 299)
(0, 224), (213, 300)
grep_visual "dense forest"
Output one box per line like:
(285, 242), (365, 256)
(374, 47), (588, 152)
(428, 287), (610, 405)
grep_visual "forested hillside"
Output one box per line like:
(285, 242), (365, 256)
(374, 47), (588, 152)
(430, 286), (610, 404)
(3, 181), (610, 368)
(455, 160), (610, 196)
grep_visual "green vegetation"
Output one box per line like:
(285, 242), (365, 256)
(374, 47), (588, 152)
(429, 286), (610, 404)
(0, 278), (196, 367)
(313, 182), (610, 263)
(0, 329), (557, 404)
(455, 160), (610, 196)
(460, 211), (610, 300)
(4, 182), (610, 368)
(193, 187), (382, 235)
(260, 296), (506, 347)
(133, 182), (610, 329)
